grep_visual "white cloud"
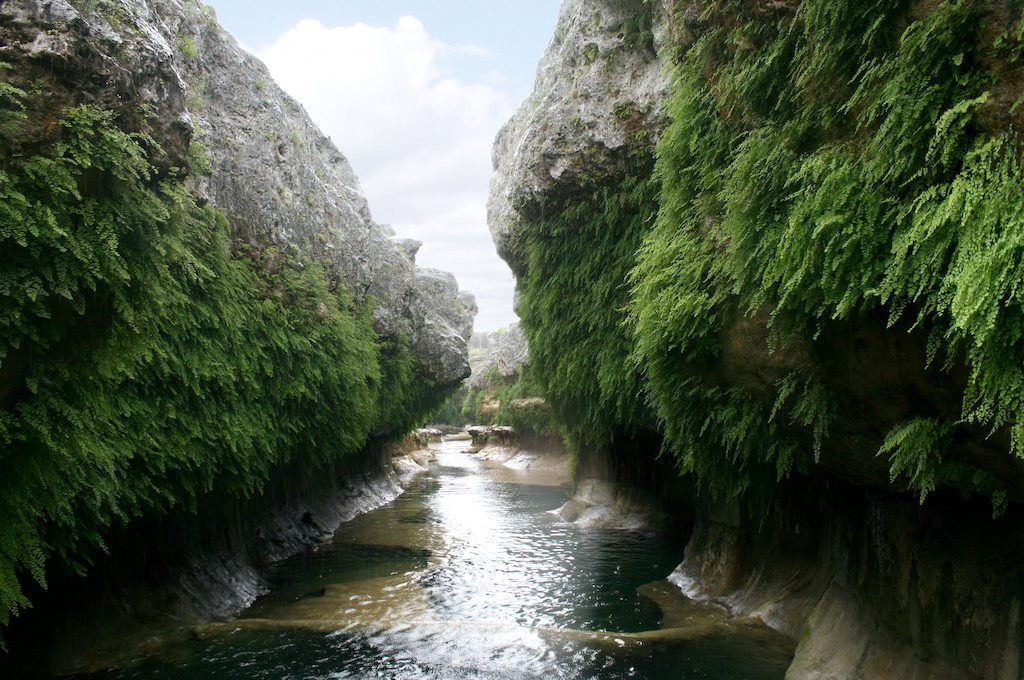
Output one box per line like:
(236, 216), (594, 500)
(258, 17), (517, 331)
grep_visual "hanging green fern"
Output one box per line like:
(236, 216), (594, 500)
(512, 0), (1022, 517)
(878, 418), (953, 503)
(0, 85), (448, 629)
(512, 163), (659, 450)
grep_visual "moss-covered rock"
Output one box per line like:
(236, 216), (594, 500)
(0, 0), (474, 636)
(489, 0), (1024, 677)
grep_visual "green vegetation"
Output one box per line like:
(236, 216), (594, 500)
(510, 160), (658, 450)
(618, 0), (655, 55)
(434, 326), (553, 437)
(176, 35), (199, 59)
(200, 3), (218, 28)
(186, 139), (212, 175)
(432, 388), (469, 427)
(0, 83), (446, 629)
(512, 0), (1023, 512)
(484, 367), (552, 436)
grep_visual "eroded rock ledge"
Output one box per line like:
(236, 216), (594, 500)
(9, 433), (440, 676)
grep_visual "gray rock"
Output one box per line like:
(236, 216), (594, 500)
(467, 322), (529, 389)
(0, 0), (473, 386)
(409, 269), (474, 384)
(392, 237), (422, 264)
(487, 0), (672, 273)
(456, 291), (478, 341)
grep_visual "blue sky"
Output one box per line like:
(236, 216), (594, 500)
(208, 1), (559, 102)
(205, 1), (562, 330)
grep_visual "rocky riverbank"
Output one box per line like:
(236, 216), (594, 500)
(6, 430), (443, 677)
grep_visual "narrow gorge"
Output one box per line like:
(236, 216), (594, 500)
(1, 0), (1023, 679)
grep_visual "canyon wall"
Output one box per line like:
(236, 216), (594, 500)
(0, 0), (472, 650)
(489, 1), (1024, 677)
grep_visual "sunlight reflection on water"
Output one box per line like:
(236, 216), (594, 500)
(76, 439), (793, 679)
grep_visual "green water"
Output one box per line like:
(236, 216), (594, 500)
(70, 440), (793, 679)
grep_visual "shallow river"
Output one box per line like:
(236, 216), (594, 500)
(76, 439), (792, 679)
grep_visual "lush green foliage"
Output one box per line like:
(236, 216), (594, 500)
(510, 166), (659, 449)
(491, 367), (553, 436)
(513, 0), (1023, 511)
(0, 88), (442, 627)
(636, 0), (1022, 505)
(450, 359), (553, 436)
(618, 0), (656, 55)
(432, 387), (469, 427)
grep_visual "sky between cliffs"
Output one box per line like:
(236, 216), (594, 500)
(206, 1), (561, 331)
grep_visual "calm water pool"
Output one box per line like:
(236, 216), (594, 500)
(71, 439), (792, 679)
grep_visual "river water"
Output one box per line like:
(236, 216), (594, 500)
(74, 439), (792, 679)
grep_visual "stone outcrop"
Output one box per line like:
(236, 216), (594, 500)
(467, 322), (529, 389)
(488, 0), (671, 272)
(467, 426), (570, 487)
(672, 484), (1023, 680)
(554, 444), (685, 532)
(0, 0), (474, 386)
(461, 323), (550, 432)
(466, 424), (515, 450)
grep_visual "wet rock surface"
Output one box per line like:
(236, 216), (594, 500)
(671, 485), (1024, 680)
(557, 444), (683, 533)
(469, 437), (570, 487)
(10, 438), (439, 677)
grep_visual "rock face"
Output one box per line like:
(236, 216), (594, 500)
(467, 322), (529, 389)
(0, 0), (474, 664)
(672, 484), (1024, 680)
(13, 438), (435, 676)
(460, 324), (554, 435)
(0, 0), (473, 385)
(488, 0), (670, 272)
(489, 1), (1024, 679)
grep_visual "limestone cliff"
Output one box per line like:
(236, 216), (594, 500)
(490, 1), (1024, 678)
(1, 0), (474, 386)
(489, 0), (670, 273)
(0, 0), (473, 652)
(467, 322), (529, 390)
